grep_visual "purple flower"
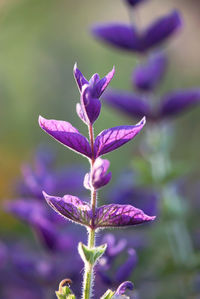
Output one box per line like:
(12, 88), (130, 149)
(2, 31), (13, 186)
(115, 281), (134, 295)
(92, 10), (182, 53)
(133, 51), (168, 91)
(74, 64), (115, 125)
(115, 248), (138, 282)
(125, 0), (147, 7)
(84, 158), (112, 190)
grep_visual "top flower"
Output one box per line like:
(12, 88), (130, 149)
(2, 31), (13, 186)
(74, 63), (115, 125)
(125, 0), (147, 7)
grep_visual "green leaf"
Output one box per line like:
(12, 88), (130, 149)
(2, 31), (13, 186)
(78, 242), (107, 265)
(100, 289), (115, 299)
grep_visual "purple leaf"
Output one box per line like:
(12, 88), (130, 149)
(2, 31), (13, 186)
(92, 11), (182, 53)
(39, 116), (92, 158)
(92, 23), (142, 52)
(94, 203), (155, 228)
(144, 10), (182, 50)
(43, 192), (92, 227)
(94, 117), (146, 158)
(133, 51), (168, 91)
(76, 103), (88, 125)
(159, 89), (200, 118)
(104, 89), (152, 119)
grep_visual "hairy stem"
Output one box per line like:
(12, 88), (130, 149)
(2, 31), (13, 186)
(82, 124), (97, 299)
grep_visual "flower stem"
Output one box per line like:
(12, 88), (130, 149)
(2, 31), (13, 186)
(82, 123), (97, 299)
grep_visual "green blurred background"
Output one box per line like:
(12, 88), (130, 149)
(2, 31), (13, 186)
(0, 0), (200, 229)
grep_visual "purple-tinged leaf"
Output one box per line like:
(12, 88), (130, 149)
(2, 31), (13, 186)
(73, 63), (88, 92)
(144, 10), (182, 50)
(39, 116), (92, 158)
(43, 192), (92, 227)
(94, 117), (146, 158)
(92, 11), (182, 53)
(159, 89), (200, 118)
(104, 89), (152, 119)
(133, 51), (168, 91)
(92, 23), (142, 52)
(94, 203), (155, 228)
(76, 103), (88, 125)
(115, 281), (134, 295)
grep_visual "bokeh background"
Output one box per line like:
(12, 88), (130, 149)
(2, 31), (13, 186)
(0, 0), (200, 298)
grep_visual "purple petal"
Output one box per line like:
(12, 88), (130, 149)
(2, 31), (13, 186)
(80, 85), (101, 124)
(43, 192), (92, 227)
(94, 117), (146, 158)
(159, 89), (200, 118)
(144, 10), (182, 50)
(39, 116), (92, 158)
(92, 158), (112, 189)
(102, 234), (127, 256)
(115, 281), (134, 295)
(115, 249), (138, 282)
(92, 23), (143, 52)
(133, 51), (168, 91)
(76, 103), (88, 124)
(94, 203), (156, 228)
(104, 89), (152, 119)
(93, 66), (115, 98)
(73, 63), (88, 92)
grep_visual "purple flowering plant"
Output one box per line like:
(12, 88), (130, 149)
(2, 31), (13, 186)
(38, 65), (156, 298)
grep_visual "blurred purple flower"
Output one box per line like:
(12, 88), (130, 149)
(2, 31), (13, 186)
(92, 11), (182, 53)
(74, 64), (115, 125)
(133, 51), (168, 91)
(125, 0), (147, 7)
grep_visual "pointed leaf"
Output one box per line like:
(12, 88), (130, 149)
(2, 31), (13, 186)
(39, 116), (92, 158)
(94, 117), (146, 158)
(43, 192), (92, 227)
(94, 66), (115, 98)
(73, 63), (88, 92)
(78, 242), (107, 265)
(104, 89), (151, 119)
(159, 89), (200, 118)
(94, 204), (156, 228)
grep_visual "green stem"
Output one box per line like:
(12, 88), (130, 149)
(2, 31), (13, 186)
(82, 124), (97, 299)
